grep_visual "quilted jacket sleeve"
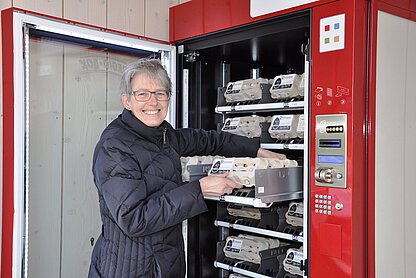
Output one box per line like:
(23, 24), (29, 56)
(93, 138), (207, 237)
(174, 128), (260, 158)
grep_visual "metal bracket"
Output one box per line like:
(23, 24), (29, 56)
(301, 258), (309, 276)
(184, 51), (200, 63)
(301, 40), (310, 61)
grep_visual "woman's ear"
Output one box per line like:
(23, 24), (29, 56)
(121, 94), (131, 110)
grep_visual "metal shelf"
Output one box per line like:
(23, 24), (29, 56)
(204, 167), (303, 207)
(214, 261), (274, 278)
(215, 220), (304, 242)
(260, 143), (304, 150)
(215, 101), (304, 114)
(204, 195), (272, 208)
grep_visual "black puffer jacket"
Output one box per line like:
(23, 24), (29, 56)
(88, 109), (260, 278)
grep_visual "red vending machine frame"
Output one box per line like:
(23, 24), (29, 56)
(309, 1), (367, 277)
(170, 0), (416, 277)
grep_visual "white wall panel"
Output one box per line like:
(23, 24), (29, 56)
(60, 45), (105, 278)
(12, 0), (62, 16)
(27, 39), (64, 278)
(107, 0), (145, 35)
(63, 0), (106, 27)
(0, 0), (12, 10)
(404, 18), (416, 278)
(375, 11), (416, 278)
(0, 69), (1, 278)
(145, 0), (177, 41)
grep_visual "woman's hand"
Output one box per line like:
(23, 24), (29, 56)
(257, 148), (287, 159)
(199, 172), (242, 197)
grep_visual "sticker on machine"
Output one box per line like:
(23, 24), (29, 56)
(250, 0), (319, 17)
(320, 14), (345, 53)
(209, 158), (234, 175)
(222, 118), (240, 131)
(224, 238), (243, 253)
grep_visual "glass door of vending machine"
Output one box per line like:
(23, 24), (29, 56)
(1, 9), (176, 278)
(176, 10), (311, 278)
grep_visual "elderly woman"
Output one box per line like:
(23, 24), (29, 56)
(88, 59), (285, 278)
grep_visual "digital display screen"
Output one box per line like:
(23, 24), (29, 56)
(319, 139), (341, 148)
(318, 155), (344, 164)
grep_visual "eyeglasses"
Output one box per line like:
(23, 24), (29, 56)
(130, 90), (171, 102)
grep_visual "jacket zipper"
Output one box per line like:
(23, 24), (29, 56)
(162, 127), (167, 145)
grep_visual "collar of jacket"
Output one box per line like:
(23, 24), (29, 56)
(121, 108), (172, 144)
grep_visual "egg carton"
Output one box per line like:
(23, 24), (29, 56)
(269, 74), (302, 100)
(223, 234), (281, 264)
(226, 203), (262, 220)
(285, 201), (304, 227)
(222, 116), (267, 138)
(268, 114), (300, 139)
(296, 114), (305, 138)
(180, 155), (224, 182)
(283, 247), (304, 276)
(229, 274), (250, 278)
(224, 78), (269, 103)
(208, 157), (298, 187)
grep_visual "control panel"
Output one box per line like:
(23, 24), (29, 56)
(314, 114), (347, 188)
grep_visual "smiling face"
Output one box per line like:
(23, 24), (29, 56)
(122, 73), (169, 127)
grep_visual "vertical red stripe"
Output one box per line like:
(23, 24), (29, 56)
(1, 8), (15, 278)
(367, 3), (378, 277)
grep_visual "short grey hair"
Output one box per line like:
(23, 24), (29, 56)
(119, 58), (172, 96)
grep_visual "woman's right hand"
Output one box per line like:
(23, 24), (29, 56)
(199, 172), (242, 197)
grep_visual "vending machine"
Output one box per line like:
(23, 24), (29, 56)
(2, 1), (415, 278)
(170, 0), (416, 277)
